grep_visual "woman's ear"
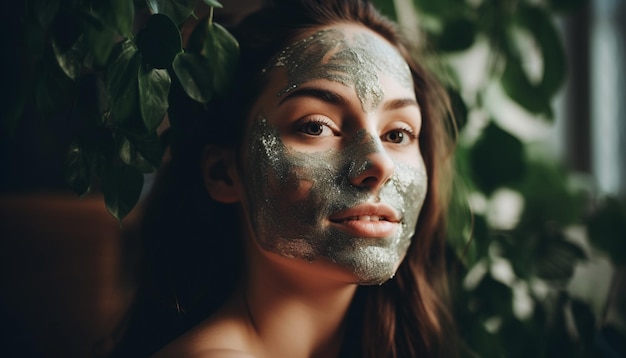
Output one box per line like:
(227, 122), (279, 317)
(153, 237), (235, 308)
(201, 146), (240, 204)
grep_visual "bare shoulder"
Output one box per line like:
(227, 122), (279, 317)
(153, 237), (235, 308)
(157, 348), (257, 358)
(197, 349), (257, 358)
(152, 310), (257, 358)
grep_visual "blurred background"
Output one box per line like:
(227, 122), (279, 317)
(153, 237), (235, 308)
(0, 0), (624, 357)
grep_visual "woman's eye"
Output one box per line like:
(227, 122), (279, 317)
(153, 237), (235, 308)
(382, 129), (415, 145)
(297, 119), (335, 137)
(303, 122), (325, 135)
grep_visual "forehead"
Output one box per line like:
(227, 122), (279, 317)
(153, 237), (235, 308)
(260, 23), (414, 112)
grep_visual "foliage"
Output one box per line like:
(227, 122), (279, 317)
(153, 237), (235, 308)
(5, 0), (238, 221)
(371, 0), (626, 356)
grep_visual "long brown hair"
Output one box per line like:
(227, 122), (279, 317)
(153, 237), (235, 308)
(111, 1), (457, 357)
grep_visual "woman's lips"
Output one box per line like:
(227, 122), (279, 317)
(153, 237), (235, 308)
(328, 203), (400, 238)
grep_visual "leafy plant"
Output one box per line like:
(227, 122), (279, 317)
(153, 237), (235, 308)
(5, 0), (238, 221)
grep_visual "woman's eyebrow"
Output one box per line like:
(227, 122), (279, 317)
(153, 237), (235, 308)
(278, 87), (349, 106)
(382, 98), (419, 111)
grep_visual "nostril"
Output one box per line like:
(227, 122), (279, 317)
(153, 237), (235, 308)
(360, 176), (378, 188)
(348, 153), (395, 190)
(358, 175), (392, 190)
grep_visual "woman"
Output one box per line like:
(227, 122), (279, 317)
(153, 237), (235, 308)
(112, 0), (457, 357)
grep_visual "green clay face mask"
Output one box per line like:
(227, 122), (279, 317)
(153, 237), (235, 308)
(241, 117), (427, 285)
(240, 27), (427, 285)
(269, 28), (413, 112)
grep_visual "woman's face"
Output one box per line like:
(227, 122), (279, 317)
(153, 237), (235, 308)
(237, 24), (428, 285)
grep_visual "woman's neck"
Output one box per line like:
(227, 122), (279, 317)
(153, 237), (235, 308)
(240, 243), (358, 358)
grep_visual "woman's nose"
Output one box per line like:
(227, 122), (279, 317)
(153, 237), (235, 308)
(348, 134), (395, 190)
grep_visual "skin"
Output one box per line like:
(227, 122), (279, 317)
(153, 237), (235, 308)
(240, 116), (425, 284)
(154, 23), (427, 358)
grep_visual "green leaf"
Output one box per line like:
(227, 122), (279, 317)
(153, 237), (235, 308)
(138, 63), (171, 132)
(433, 17), (477, 52)
(202, 22), (239, 96)
(515, 4), (566, 99)
(146, 0), (195, 25)
(136, 14), (183, 69)
(112, 0), (135, 37)
(517, 161), (586, 227)
(107, 40), (141, 124)
(95, 0), (135, 38)
(587, 197), (626, 265)
(52, 36), (87, 80)
(133, 132), (164, 171)
(472, 274), (514, 318)
(116, 133), (162, 173)
(469, 122), (526, 195)
(87, 127), (116, 180)
(185, 17), (207, 53)
(202, 0), (223, 8)
(500, 4), (566, 119)
(500, 56), (553, 117)
(102, 162), (144, 221)
(64, 138), (91, 197)
(80, 11), (118, 66)
(172, 51), (213, 103)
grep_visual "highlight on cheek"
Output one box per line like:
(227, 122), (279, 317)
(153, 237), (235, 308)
(240, 115), (428, 285)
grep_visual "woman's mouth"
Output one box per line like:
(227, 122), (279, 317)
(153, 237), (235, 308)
(328, 204), (400, 238)
(342, 215), (386, 222)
